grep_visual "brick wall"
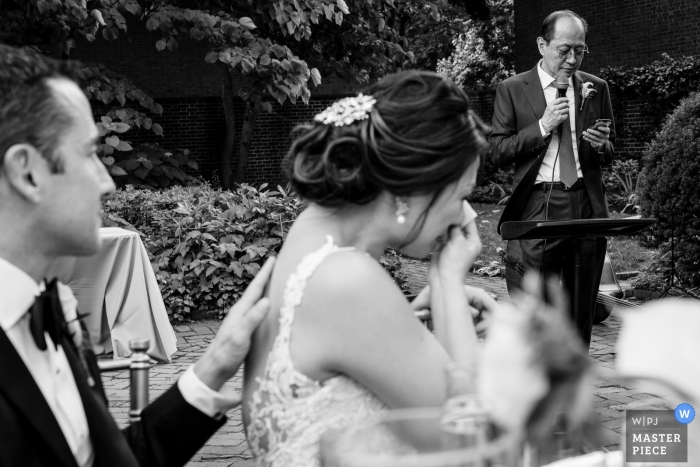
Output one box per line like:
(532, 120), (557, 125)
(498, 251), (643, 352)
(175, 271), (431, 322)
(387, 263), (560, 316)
(123, 95), (355, 185)
(514, 0), (700, 76)
(232, 96), (354, 185)
(116, 84), (647, 184)
(121, 89), (498, 186)
(466, 89), (497, 127)
(608, 94), (656, 161)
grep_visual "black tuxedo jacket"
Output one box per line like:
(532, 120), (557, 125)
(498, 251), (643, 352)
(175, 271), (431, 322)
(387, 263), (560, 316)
(0, 326), (224, 467)
(488, 65), (615, 234)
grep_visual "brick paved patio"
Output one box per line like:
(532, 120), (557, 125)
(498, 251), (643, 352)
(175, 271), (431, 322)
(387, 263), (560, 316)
(101, 258), (662, 466)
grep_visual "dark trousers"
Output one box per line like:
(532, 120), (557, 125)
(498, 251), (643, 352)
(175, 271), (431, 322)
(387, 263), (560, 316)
(506, 183), (607, 348)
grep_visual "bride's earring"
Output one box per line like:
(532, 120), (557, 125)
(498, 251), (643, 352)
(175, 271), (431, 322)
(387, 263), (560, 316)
(395, 197), (409, 225)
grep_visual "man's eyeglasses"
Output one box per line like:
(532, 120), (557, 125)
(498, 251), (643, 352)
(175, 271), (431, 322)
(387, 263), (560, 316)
(553, 44), (589, 61)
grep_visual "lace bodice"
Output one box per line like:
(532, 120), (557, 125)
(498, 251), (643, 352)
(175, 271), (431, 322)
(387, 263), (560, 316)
(246, 236), (387, 467)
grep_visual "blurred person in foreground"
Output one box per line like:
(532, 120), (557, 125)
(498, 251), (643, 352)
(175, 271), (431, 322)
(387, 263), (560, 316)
(0, 44), (273, 467)
(243, 71), (499, 467)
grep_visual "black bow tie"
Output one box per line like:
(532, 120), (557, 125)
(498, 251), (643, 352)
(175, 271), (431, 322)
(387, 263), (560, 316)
(29, 278), (67, 351)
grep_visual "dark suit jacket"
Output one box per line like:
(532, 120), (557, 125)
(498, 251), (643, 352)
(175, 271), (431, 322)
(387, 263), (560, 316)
(0, 326), (225, 467)
(489, 65), (615, 234)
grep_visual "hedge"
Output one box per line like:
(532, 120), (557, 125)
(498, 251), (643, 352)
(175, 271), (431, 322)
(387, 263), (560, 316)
(637, 92), (700, 286)
(103, 184), (409, 320)
(103, 184), (304, 320)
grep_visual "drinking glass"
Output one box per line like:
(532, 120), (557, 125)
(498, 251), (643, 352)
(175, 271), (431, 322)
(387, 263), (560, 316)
(443, 362), (494, 466)
(320, 407), (521, 467)
(444, 361), (480, 412)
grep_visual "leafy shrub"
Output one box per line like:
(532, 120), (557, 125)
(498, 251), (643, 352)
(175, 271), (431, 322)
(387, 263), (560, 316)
(630, 272), (667, 292)
(637, 92), (700, 286)
(103, 184), (305, 320)
(468, 167), (513, 204)
(103, 184), (412, 320)
(600, 54), (700, 148)
(603, 160), (639, 211)
(600, 54), (700, 121)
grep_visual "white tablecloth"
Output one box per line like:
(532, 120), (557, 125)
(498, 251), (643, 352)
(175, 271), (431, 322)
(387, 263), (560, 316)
(48, 228), (177, 362)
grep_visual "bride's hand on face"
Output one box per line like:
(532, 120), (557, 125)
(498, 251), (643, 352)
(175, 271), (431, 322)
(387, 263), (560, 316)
(433, 203), (482, 280)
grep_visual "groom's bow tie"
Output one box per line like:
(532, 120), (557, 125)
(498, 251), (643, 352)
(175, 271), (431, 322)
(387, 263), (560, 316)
(29, 278), (67, 351)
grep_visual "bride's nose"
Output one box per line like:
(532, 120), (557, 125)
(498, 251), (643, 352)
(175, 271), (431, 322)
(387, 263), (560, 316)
(461, 200), (478, 228)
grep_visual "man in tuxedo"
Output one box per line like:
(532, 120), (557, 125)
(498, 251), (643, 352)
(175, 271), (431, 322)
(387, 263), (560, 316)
(0, 44), (273, 467)
(489, 10), (614, 348)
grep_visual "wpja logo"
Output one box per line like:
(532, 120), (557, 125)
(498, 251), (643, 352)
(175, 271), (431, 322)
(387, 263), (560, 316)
(625, 404), (695, 463)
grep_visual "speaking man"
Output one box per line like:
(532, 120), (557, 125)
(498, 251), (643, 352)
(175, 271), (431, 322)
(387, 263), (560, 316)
(0, 44), (273, 467)
(489, 10), (614, 348)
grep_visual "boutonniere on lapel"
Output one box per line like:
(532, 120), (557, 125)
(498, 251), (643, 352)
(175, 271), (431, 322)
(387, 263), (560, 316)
(57, 282), (84, 349)
(58, 282), (96, 386)
(580, 82), (597, 111)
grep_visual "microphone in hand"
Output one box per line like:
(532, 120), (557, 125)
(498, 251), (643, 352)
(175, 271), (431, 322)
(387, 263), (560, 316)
(541, 76), (571, 134)
(554, 76), (569, 135)
(555, 75), (569, 99)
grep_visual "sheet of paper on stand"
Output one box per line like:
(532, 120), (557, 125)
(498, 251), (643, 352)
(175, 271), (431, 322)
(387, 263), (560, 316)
(47, 227), (177, 362)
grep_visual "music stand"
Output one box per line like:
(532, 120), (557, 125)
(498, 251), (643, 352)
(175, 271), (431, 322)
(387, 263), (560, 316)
(501, 218), (656, 342)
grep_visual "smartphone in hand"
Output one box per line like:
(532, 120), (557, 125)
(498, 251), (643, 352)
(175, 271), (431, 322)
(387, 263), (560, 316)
(588, 119), (612, 131)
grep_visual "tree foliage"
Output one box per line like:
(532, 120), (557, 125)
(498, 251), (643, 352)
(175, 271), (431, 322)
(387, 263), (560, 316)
(0, 0), (141, 57)
(1, 0), (442, 186)
(0, 0), (183, 185)
(406, 1), (469, 71)
(436, 0), (514, 90)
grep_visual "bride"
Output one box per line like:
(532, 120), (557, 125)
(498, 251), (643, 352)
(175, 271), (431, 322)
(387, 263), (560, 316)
(242, 70), (495, 466)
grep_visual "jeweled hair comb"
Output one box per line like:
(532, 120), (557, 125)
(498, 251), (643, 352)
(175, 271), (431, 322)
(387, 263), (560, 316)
(314, 93), (376, 127)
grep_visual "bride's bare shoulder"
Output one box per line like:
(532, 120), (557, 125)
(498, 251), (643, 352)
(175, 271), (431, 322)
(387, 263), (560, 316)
(320, 249), (394, 284)
(301, 249), (409, 315)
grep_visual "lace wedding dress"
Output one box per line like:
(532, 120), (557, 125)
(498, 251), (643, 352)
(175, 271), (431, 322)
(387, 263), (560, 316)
(247, 236), (387, 467)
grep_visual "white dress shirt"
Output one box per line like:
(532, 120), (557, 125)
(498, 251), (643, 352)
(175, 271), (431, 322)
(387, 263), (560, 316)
(536, 60), (583, 183)
(0, 256), (239, 466)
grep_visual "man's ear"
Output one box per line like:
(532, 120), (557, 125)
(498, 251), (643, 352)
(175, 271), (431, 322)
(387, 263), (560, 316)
(1, 144), (46, 203)
(536, 37), (546, 57)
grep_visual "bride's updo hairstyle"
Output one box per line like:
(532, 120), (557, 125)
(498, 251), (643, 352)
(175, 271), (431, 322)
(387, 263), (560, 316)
(287, 70), (488, 209)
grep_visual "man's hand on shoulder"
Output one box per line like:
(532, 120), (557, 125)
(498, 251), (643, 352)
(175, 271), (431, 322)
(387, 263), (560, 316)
(540, 97), (570, 135)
